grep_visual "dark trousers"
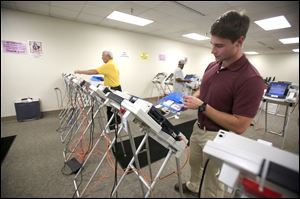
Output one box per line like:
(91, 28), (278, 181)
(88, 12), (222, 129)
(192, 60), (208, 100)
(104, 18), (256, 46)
(107, 85), (122, 128)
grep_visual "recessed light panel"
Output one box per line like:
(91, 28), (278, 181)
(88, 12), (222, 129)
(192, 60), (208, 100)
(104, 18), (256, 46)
(279, 37), (299, 44)
(254, 16), (291, 31)
(182, 33), (210, 41)
(245, 51), (259, 55)
(107, 11), (153, 26)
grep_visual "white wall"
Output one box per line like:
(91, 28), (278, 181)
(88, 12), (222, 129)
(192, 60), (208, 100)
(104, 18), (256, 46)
(1, 8), (299, 117)
(247, 54), (299, 83)
(1, 8), (213, 117)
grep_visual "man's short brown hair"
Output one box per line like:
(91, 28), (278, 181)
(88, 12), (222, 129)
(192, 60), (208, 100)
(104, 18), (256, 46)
(210, 10), (250, 43)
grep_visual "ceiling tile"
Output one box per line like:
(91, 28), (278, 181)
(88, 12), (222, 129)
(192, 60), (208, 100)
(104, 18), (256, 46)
(50, 5), (79, 20)
(1, 1), (298, 55)
(76, 13), (103, 25)
(50, 1), (86, 12)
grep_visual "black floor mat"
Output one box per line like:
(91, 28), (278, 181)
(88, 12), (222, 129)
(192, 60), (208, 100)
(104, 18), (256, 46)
(1, 135), (16, 165)
(113, 119), (196, 169)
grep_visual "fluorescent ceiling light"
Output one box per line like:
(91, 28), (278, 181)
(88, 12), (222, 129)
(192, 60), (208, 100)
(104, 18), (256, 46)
(106, 11), (153, 26)
(293, 49), (299, 52)
(182, 33), (210, 41)
(245, 51), (259, 55)
(279, 37), (299, 44)
(254, 16), (291, 31)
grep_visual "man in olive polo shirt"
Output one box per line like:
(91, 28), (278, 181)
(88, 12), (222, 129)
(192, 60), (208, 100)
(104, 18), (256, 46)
(175, 11), (265, 197)
(75, 50), (122, 130)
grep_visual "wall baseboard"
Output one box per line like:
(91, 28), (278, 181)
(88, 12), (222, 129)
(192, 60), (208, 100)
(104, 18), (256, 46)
(1, 109), (62, 122)
(1, 95), (176, 122)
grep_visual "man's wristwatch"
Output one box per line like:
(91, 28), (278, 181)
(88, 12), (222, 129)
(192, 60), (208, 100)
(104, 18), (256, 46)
(198, 102), (207, 113)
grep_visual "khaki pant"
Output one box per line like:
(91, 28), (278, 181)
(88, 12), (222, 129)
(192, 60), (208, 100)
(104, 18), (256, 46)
(186, 121), (232, 198)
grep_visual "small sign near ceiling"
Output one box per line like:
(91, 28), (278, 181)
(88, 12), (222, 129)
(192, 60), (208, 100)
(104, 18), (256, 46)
(120, 51), (129, 58)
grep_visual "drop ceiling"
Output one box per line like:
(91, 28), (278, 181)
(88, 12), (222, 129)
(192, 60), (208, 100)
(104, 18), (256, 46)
(1, 1), (299, 55)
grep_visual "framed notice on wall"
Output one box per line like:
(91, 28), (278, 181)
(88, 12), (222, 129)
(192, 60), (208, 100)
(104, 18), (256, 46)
(29, 41), (43, 57)
(2, 40), (27, 54)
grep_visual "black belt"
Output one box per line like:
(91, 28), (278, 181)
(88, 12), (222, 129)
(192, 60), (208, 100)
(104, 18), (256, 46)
(197, 122), (225, 132)
(197, 122), (208, 130)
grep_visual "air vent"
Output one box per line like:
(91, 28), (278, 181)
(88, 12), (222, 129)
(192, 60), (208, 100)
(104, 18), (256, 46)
(257, 41), (266, 46)
(174, 1), (206, 16)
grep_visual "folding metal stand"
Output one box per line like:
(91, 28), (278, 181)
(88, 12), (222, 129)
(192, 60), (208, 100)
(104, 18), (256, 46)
(251, 101), (264, 130)
(264, 98), (294, 136)
(152, 73), (167, 100)
(64, 97), (106, 162)
(58, 74), (186, 198)
(110, 115), (184, 198)
(60, 87), (91, 143)
(73, 111), (126, 198)
(58, 81), (93, 150)
(57, 75), (108, 163)
(57, 74), (72, 119)
(164, 73), (174, 94)
(183, 84), (193, 96)
(263, 97), (296, 149)
(57, 75), (80, 132)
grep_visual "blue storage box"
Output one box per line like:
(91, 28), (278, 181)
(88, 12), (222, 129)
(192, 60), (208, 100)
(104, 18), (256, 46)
(14, 98), (42, 122)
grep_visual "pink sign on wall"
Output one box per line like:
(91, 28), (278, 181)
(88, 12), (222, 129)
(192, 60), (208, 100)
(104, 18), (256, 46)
(159, 53), (166, 61)
(2, 40), (27, 54)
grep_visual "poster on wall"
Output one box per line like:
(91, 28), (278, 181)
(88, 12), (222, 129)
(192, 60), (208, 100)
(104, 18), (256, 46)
(140, 52), (149, 60)
(120, 51), (129, 58)
(159, 53), (166, 61)
(29, 41), (43, 57)
(2, 40), (27, 54)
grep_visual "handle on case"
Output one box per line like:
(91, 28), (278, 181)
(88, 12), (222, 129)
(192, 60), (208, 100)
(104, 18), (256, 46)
(21, 97), (33, 101)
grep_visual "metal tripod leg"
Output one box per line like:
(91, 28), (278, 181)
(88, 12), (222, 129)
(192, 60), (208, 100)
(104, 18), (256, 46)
(73, 125), (124, 197)
(253, 101), (264, 130)
(145, 149), (173, 198)
(58, 106), (77, 133)
(107, 109), (127, 157)
(63, 103), (106, 160)
(73, 106), (116, 178)
(127, 123), (147, 196)
(145, 136), (153, 183)
(111, 139), (181, 198)
(58, 80), (77, 130)
(60, 89), (84, 131)
(65, 107), (101, 162)
(58, 100), (72, 122)
(61, 94), (92, 146)
(175, 156), (184, 198)
(61, 104), (92, 143)
(58, 84), (74, 120)
(281, 105), (292, 149)
(111, 133), (150, 197)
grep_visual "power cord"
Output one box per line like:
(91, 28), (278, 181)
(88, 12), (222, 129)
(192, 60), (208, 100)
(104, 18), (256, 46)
(110, 109), (119, 198)
(198, 158), (210, 198)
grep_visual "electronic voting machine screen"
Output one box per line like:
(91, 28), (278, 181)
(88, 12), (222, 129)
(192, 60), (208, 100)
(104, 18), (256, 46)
(265, 82), (290, 99)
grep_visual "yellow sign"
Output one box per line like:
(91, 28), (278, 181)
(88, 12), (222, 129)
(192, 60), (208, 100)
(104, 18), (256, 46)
(140, 52), (149, 60)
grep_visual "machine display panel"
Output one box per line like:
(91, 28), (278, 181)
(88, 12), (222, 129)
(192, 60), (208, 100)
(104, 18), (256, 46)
(265, 82), (290, 99)
(184, 74), (195, 80)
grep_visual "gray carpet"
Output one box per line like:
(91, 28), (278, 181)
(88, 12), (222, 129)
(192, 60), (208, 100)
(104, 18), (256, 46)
(1, 102), (299, 197)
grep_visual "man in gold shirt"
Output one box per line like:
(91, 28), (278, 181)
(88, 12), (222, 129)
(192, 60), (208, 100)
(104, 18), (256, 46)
(75, 50), (122, 130)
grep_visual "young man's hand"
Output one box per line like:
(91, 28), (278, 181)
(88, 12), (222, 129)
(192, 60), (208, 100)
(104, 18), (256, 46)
(183, 95), (203, 109)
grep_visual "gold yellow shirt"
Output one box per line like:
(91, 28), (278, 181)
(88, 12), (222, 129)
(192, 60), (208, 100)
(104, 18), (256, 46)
(96, 60), (120, 87)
